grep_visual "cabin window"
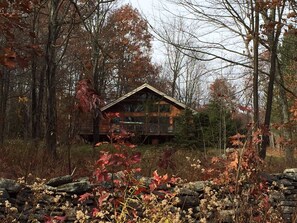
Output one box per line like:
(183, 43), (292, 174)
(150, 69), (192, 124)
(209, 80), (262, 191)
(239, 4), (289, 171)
(146, 103), (170, 113)
(159, 104), (170, 113)
(123, 104), (144, 112)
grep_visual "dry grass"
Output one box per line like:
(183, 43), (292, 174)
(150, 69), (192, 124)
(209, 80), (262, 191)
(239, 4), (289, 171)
(0, 140), (96, 181)
(0, 140), (294, 182)
(265, 147), (297, 173)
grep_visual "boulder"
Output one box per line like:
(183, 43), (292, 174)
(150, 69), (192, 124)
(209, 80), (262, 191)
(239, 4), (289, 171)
(283, 169), (297, 181)
(0, 188), (9, 199)
(0, 178), (21, 193)
(182, 181), (206, 192)
(46, 175), (73, 187)
(57, 181), (91, 194)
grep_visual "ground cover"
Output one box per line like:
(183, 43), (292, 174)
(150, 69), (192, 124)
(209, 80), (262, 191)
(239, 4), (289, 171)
(0, 140), (295, 222)
(0, 140), (294, 182)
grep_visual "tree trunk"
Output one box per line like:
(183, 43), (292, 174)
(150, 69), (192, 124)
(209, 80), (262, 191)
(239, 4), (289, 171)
(36, 66), (45, 139)
(253, 0), (260, 132)
(260, 51), (277, 159)
(223, 110), (226, 154)
(31, 51), (38, 140)
(92, 45), (100, 148)
(31, 7), (39, 140)
(277, 62), (294, 163)
(45, 0), (59, 157)
(0, 69), (10, 146)
(259, 7), (283, 159)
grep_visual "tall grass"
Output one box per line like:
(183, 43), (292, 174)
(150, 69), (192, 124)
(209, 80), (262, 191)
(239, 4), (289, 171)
(0, 140), (294, 182)
(0, 140), (96, 181)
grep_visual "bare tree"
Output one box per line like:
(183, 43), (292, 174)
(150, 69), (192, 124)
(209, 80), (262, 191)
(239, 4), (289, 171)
(179, 55), (207, 108)
(156, 0), (295, 159)
(72, 0), (116, 147)
(160, 18), (188, 98)
(154, 15), (208, 107)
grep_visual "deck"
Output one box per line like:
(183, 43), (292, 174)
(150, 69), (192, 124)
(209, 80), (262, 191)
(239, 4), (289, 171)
(79, 121), (175, 143)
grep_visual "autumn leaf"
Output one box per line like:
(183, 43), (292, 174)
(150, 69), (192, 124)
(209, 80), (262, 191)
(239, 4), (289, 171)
(134, 186), (147, 195)
(98, 191), (110, 207)
(78, 192), (93, 202)
(75, 79), (103, 116)
(229, 133), (245, 147)
(211, 156), (220, 164)
(128, 152), (141, 165)
(44, 215), (66, 223)
(229, 157), (238, 170)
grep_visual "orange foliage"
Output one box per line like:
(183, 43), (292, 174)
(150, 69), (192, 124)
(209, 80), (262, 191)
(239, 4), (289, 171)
(0, 0), (36, 70)
(101, 5), (160, 94)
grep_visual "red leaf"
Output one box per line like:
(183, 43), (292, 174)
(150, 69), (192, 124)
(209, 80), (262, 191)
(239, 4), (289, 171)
(129, 152), (141, 165)
(134, 187), (147, 195)
(79, 192), (93, 202)
(44, 215), (66, 223)
(98, 191), (110, 206)
(149, 182), (157, 191)
(75, 79), (103, 114)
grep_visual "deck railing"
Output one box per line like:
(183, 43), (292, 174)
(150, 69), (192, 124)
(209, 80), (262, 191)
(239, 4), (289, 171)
(117, 122), (173, 135)
(79, 121), (174, 135)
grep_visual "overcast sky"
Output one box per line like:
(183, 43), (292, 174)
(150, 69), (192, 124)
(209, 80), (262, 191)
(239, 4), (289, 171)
(123, 0), (157, 15)
(122, 0), (168, 63)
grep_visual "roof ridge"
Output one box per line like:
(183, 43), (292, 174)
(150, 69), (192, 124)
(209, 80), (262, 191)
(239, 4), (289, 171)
(101, 83), (196, 113)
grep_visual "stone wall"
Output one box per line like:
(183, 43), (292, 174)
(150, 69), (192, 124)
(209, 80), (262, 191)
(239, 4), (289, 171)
(1, 169), (297, 222)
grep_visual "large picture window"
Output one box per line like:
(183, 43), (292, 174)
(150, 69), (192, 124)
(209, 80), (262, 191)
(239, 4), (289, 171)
(123, 104), (144, 112)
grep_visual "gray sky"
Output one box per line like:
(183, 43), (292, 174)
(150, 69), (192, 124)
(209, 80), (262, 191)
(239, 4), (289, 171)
(122, 0), (167, 63)
(123, 0), (156, 15)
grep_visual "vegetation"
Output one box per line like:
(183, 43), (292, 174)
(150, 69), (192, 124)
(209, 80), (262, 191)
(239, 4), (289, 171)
(1, 0), (297, 222)
(174, 78), (246, 151)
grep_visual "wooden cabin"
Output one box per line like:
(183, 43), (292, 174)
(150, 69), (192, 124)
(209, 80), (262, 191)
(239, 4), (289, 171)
(79, 83), (195, 143)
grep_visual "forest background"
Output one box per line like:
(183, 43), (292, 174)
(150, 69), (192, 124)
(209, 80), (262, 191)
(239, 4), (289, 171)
(1, 0), (297, 164)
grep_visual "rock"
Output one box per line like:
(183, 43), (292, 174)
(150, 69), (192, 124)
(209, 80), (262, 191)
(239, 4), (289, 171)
(286, 194), (297, 201)
(2, 173), (297, 223)
(278, 178), (293, 187)
(182, 181), (206, 192)
(259, 172), (279, 183)
(45, 185), (58, 192)
(46, 175), (73, 187)
(76, 177), (89, 182)
(0, 188), (9, 199)
(57, 181), (91, 194)
(176, 195), (200, 208)
(283, 189), (297, 195)
(16, 187), (32, 205)
(283, 169), (297, 181)
(279, 201), (297, 206)
(284, 168), (297, 174)
(178, 188), (199, 196)
(0, 178), (21, 193)
(280, 206), (296, 214)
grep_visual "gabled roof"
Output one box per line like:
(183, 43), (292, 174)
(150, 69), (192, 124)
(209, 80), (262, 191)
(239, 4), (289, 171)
(101, 83), (196, 113)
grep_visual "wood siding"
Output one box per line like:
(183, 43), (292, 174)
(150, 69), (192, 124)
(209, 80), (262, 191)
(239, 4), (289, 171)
(78, 84), (192, 141)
